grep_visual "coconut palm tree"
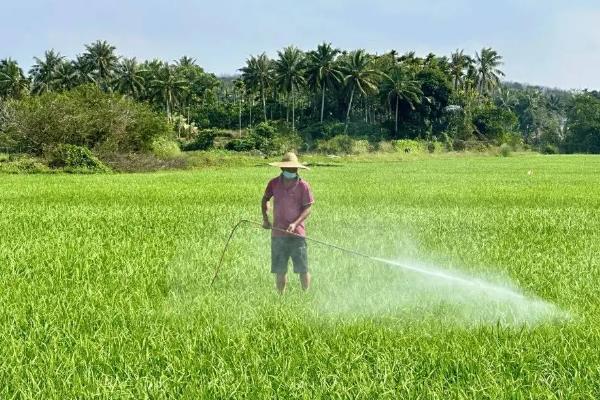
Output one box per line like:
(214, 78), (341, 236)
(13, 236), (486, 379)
(81, 40), (119, 89)
(306, 43), (343, 123)
(29, 50), (65, 94)
(52, 61), (78, 91)
(149, 62), (189, 120)
(72, 54), (96, 85)
(274, 46), (306, 131)
(233, 79), (246, 133)
(0, 58), (29, 99)
(449, 49), (471, 90)
(475, 48), (504, 95)
(381, 66), (423, 135)
(340, 50), (381, 133)
(113, 58), (145, 98)
(175, 56), (197, 68)
(240, 53), (273, 122)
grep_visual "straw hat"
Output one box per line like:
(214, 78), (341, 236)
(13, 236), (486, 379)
(268, 152), (310, 169)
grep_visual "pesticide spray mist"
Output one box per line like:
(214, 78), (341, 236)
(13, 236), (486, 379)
(179, 220), (569, 327)
(315, 253), (568, 327)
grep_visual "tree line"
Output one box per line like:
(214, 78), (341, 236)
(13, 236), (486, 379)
(1, 40), (599, 153)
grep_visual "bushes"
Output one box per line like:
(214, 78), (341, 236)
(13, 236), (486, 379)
(316, 135), (354, 154)
(225, 138), (256, 152)
(392, 139), (425, 154)
(472, 104), (518, 141)
(181, 129), (218, 151)
(541, 144), (559, 154)
(46, 144), (110, 172)
(316, 136), (445, 155)
(499, 143), (512, 157)
(151, 137), (181, 159)
(0, 155), (49, 174)
(222, 122), (302, 155)
(1, 85), (172, 155)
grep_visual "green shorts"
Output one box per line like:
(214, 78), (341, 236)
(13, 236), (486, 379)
(271, 236), (308, 274)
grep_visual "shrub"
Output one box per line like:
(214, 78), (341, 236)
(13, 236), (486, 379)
(270, 132), (303, 155)
(2, 85), (173, 155)
(352, 139), (371, 154)
(376, 141), (395, 153)
(225, 138), (256, 152)
(0, 155), (49, 174)
(499, 143), (512, 157)
(541, 144), (559, 154)
(498, 132), (524, 149)
(181, 129), (218, 151)
(316, 135), (354, 154)
(253, 122), (276, 139)
(453, 139), (466, 151)
(472, 104), (518, 141)
(47, 144), (110, 172)
(392, 139), (425, 154)
(465, 141), (492, 152)
(152, 137), (181, 159)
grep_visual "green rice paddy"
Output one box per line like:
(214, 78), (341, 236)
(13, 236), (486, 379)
(1, 154), (599, 398)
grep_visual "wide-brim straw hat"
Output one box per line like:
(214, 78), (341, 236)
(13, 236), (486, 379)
(268, 152), (310, 169)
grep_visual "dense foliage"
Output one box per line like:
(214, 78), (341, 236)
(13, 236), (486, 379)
(1, 40), (599, 153)
(0, 85), (171, 155)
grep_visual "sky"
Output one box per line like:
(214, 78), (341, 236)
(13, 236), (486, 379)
(2, 0), (600, 90)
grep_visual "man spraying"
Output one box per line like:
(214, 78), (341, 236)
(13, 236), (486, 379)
(262, 152), (314, 293)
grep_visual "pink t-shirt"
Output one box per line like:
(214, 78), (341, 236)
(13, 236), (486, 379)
(264, 175), (314, 237)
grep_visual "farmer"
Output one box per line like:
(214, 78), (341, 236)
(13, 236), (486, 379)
(262, 152), (314, 293)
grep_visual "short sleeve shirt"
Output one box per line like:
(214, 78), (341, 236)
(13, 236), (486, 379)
(264, 175), (314, 237)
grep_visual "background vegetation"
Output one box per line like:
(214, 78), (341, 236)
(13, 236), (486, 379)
(1, 41), (600, 172)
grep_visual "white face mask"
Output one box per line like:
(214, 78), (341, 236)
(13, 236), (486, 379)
(282, 171), (298, 179)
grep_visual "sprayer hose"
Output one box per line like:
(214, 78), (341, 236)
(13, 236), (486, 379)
(210, 219), (376, 286)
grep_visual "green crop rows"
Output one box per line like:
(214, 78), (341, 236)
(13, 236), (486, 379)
(1, 154), (599, 398)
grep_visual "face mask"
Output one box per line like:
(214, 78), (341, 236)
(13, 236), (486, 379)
(282, 171), (298, 179)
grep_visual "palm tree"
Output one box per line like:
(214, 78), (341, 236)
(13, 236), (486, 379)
(240, 53), (273, 122)
(72, 54), (96, 85)
(149, 62), (189, 120)
(475, 48), (504, 95)
(464, 62), (478, 92)
(53, 61), (79, 91)
(113, 58), (145, 98)
(81, 40), (119, 89)
(233, 79), (246, 133)
(449, 49), (471, 90)
(306, 43), (343, 123)
(340, 50), (380, 133)
(274, 46), (306, 131)
(381, 66), (423, 135)
(175, 56), (197, 68)
(0, 58), (29, 99)
(29, 50), (65, 94)
(398, 51), (423, 69)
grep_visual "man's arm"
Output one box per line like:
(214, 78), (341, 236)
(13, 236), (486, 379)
(261, 195), (271, 229)
(286, 204), (312, 232)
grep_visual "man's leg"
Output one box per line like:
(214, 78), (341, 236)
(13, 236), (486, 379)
(276, 273), (288, 294)
(299, 272), (311, 291)
(272, 237), (289, 293)
(291, 238), (310, 291)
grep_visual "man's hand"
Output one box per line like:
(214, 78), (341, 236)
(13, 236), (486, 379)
(262, 219), (272, 229)
(286, 222), (297, 233)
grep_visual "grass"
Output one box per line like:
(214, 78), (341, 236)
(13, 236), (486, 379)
(1, 154), (600, 398)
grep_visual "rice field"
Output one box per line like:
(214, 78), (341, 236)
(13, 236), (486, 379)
(1, 154), (600, 398)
